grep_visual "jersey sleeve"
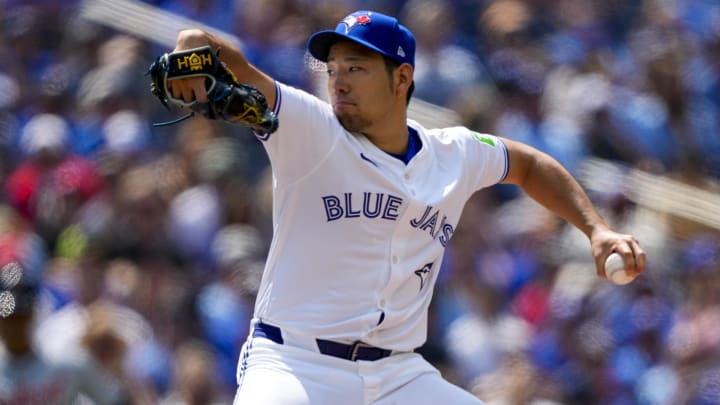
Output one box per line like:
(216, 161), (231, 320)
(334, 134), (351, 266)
(254, 82), (341, 184)
(461, 130), (509, 191)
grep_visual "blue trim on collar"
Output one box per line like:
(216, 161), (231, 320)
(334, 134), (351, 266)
(388, 127), (421, 165)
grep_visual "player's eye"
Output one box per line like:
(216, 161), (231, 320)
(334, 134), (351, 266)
(326, 69), (335, 76)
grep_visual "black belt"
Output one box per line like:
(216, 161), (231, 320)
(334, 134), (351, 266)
(253, 322), (393, 362)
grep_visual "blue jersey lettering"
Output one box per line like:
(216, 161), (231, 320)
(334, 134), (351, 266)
(323, 196), (343, 221)
(410, 205), (455, 246)
(344, 193), (361, 218)
(438, 223), (454, 247)
(322, 192), (404, 222)
(382, 195), (403, 220)
(363, 192), (382, 218)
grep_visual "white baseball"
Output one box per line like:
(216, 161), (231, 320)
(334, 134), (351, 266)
(605, 253), (635, 285)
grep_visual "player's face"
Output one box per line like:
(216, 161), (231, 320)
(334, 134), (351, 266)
(326, 42), (398, 133)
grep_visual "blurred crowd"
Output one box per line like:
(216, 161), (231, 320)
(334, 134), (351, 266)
(1, 0), (719, 404)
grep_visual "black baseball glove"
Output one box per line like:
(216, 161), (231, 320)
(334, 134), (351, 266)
(146, 46), (278, 134)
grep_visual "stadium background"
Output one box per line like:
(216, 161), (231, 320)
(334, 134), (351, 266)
(1, 0), (719, 403)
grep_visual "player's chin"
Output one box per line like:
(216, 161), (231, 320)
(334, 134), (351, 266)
(335, 112), (369, 133)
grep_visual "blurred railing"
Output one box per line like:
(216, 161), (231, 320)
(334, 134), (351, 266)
(579, 158), (720, 232)
(80, 0), (240, 48)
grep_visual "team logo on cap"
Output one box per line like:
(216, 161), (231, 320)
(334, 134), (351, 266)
(342, 13), (372, 34)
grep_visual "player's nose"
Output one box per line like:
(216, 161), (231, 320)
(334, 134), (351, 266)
(330, 74), (350, 94)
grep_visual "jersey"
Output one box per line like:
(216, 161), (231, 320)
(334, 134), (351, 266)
(251, 82), (509, 352)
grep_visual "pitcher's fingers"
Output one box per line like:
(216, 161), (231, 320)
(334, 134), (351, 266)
(629, 240), (646, 277)
(190, 78), (208, 103)
(168, 80), (192, 103)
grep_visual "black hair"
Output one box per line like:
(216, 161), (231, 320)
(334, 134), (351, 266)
(382, 56), (414, 105)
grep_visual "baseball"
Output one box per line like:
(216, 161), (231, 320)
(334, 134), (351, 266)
(605, 253), (635, 285)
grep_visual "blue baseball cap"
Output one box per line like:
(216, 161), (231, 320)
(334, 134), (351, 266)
(307, 10), (416, 67)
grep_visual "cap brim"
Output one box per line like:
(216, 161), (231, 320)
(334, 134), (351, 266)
(307, 30), (390, 63)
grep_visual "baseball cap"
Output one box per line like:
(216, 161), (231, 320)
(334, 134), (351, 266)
(307, 10), (415, 67)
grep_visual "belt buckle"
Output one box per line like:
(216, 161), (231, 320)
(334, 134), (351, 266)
(349, 341), (373, 361)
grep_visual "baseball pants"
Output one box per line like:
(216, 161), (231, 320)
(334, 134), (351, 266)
(233, 324), (484, 405)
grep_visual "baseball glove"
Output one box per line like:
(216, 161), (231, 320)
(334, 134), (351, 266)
(146, 46), (278, 134)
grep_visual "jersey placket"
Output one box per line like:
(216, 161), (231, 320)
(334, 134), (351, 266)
(372, 154), (429, 336)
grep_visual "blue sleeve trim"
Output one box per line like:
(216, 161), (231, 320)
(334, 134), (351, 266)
(499, 139), (510, 183)
(254, 81), (281, 142)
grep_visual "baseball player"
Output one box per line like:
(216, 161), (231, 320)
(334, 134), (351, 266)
(165, 10), (646, 405)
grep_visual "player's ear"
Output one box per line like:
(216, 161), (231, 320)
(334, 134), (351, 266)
(395, 63), (413, 98)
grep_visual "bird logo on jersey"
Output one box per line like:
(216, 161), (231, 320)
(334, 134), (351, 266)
(342, 13), (372, 34)
(414, 262), (434, 291)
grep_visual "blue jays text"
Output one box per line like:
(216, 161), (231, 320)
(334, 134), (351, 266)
(322, 192), (454, 246)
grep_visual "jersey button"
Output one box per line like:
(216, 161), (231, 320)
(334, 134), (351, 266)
(404, 173), (410, 180)
(392, 256), (398, 264)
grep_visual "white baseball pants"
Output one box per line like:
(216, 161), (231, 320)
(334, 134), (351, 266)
(233, 335), (484, 405)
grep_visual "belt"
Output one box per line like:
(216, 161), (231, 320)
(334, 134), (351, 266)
(253, 322), (393, 362)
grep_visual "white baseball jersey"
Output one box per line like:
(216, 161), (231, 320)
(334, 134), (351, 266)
(252, 82), (508, 352)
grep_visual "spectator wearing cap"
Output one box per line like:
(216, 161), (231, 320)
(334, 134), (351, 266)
(5, 113), (104, 246)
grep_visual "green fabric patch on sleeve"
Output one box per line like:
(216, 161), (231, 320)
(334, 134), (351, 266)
(471, 132), (496, 147)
